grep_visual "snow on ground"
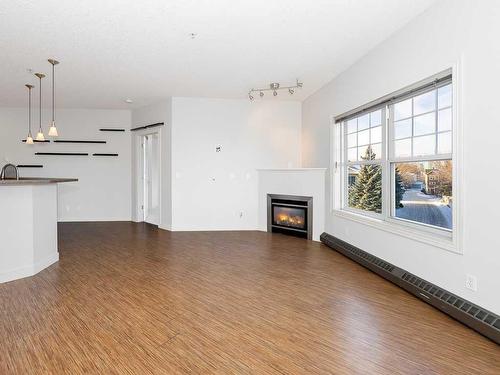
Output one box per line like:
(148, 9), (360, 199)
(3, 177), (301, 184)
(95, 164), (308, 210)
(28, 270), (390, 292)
(395, 188), (452, 229)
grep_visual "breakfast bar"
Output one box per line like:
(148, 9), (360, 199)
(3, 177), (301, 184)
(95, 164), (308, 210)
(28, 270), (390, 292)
(0, 178), (77, 283)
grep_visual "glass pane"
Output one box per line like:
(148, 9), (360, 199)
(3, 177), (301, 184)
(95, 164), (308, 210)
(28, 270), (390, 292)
(347, 119), (357, 134)
(273, 206), (306, 229)
(371, 143), (382, 159)
(370, 110), (382, 127)
(394, 119), (412, 140)
(347, 164), (382, 213)
(358, 145), (369, 161)
(347, 147), (357, 162)
(394, 138), (411, 158)
(358, 114), (370, 130)
(414, 112), (436, 136)
(413, 134), (436, 156)
(393, 160), (452, 230)
(358, 129), (370, 145)
(370, 126), (382, 144)
(394, 99), (412, 121)
(438, 84), (452, 108)
(413, 90), (436, 115)
(438, 108), (452, 132)
(438, 131), (452, 154)
(347, 132), (357, 148)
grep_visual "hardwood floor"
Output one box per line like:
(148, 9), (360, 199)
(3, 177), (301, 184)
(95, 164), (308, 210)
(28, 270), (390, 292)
(1, 222), (498, 374)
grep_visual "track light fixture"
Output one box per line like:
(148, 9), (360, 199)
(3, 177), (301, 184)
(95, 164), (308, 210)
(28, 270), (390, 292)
(248, 79), (303, 101)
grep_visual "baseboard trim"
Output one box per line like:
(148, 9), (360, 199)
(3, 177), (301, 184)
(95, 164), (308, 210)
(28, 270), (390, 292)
(0, 252), (59, 284)
(320, 232), (500, 345)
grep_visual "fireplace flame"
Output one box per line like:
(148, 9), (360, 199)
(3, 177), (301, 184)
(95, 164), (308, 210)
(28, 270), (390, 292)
(276, 213), (304, 227)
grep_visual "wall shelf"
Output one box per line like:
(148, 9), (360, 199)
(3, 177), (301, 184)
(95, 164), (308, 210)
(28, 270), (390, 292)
(130, 122), (164, 132)
(99, 128), (126, 132)
(17, 165), (43, 168)
(93, 153), (118, 156)
(35, 152), (89, 156)
(22, 140), (50, 143)
(53, 140), (106, 144)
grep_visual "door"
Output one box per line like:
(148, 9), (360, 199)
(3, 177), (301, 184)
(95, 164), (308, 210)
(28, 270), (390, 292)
(143, 134), (160, 225)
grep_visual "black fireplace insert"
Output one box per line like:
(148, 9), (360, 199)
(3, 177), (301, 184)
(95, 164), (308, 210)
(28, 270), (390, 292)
(267, 194), (313, 239)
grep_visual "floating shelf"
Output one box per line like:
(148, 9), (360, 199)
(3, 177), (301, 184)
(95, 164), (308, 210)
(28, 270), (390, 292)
(130, 122), (164, 132)
(93, 153), (118, 156)
(99, 128), (126, 132)
(53, 140), (106, 144)
(22, 139), (50, 143)
(35, 152), (89, 156)
(17, 164), (43, 168)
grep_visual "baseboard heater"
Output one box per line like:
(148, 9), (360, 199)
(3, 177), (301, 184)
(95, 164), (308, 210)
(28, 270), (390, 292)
(320, 232), (500, 344)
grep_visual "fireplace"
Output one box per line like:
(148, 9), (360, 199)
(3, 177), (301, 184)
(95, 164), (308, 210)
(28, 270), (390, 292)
(267, 194), (313, 239)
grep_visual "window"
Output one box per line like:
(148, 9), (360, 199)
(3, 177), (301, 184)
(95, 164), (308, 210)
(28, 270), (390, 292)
(344, 109), (384, 215)
(337, 74), (454, 236)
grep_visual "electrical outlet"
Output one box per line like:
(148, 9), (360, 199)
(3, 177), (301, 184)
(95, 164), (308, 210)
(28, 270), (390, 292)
(465, 274), (477, 291)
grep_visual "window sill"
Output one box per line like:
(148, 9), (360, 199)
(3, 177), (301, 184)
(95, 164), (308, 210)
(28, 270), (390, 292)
(332, 209), (461, 254)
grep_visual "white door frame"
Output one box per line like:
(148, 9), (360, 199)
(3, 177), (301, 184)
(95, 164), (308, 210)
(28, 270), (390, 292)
(133, 127), (162, 225)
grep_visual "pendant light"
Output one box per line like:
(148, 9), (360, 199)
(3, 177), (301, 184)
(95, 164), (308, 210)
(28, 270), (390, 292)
(47, 59), (59, 137)
(25, 84), (35, 144)
(34, 73), (46, 141)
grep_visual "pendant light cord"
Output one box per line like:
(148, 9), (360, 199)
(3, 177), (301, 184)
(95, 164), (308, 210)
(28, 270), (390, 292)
(52, 62), (55, 123)
(28, 87), (31, 135)
(39, 76), (42, 131)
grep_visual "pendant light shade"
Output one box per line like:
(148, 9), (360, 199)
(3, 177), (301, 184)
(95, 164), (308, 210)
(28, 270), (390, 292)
(34, 73), (46, 141)
(25, 84), (34, 144)
(48, 123), (58, 137)
(48, 59), (59, 137)
(36, 130), (45, 141)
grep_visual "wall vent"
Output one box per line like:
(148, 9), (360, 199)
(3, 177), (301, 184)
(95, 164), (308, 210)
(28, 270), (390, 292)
(320, 232), (500, 345)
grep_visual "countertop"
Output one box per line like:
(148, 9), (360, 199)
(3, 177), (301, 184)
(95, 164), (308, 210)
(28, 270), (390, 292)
(0, 177), (78, 185)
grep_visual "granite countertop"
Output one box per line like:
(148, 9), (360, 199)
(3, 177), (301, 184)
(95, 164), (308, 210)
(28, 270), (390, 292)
(0, 178), (78, 185)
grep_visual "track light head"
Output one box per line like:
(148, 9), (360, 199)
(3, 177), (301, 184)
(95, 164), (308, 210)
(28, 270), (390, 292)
(273, 90), (278, 97)
(289, 88), (294, 95)
(260, 91), (264, 98)
(249, 93), (254, 101)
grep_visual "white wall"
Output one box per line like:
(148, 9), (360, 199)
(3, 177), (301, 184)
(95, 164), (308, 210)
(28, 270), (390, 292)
(171, 98), (302, 231)
(0, 108), (132, 221)
(131, 100), (172, 230)
(302, 0), (500, 314)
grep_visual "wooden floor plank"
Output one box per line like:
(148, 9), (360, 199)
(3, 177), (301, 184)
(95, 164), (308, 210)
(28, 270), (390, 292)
(0, 222), (498, 374)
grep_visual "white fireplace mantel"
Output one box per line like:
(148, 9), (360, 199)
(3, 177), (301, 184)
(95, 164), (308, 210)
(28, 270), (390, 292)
(257, 168), (326, 241)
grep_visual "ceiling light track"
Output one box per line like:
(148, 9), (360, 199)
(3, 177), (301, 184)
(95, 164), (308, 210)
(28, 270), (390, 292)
(248, 79), (303, 101)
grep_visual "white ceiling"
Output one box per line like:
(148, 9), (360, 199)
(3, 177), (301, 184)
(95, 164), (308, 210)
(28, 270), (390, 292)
(0, 0), (435, 109)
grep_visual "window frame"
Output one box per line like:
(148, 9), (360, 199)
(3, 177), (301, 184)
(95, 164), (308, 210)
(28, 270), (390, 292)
(386, 79), (453, 236)
(342, 107), (386, 219)
(331, 67), (462, 254)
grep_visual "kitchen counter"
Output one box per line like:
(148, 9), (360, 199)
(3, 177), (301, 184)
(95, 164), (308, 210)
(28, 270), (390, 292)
(0, 178), (77, 283)
(0, 177), (78, 185)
